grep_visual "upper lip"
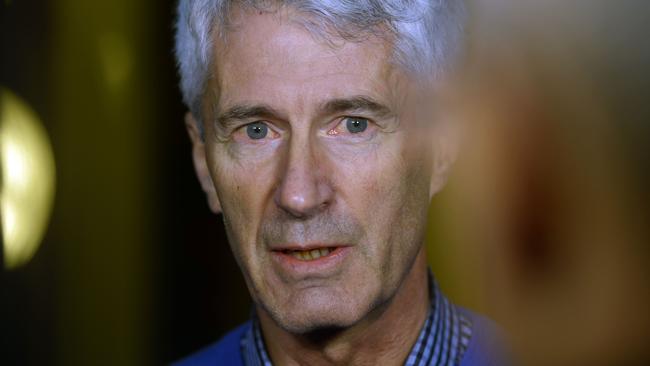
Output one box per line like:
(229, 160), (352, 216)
(269, 243), (347, 252)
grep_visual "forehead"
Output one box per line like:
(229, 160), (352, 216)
(210, 6), (402, 113)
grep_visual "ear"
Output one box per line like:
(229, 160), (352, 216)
(185, 112), (222, 214)
(429, 119), (459, 200)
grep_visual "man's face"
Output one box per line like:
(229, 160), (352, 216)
(190, 7), (447, 333)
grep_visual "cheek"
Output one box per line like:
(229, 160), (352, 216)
(333, 138), (415, 235)
(336, 136), (431, 256)
(207, 144), (278, 248)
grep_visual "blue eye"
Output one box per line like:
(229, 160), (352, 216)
(345, 117), (368, 134)
(246, 122), (268, 140)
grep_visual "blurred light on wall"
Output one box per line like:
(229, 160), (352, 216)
(99, 32), (133, 94)
(1, 87), (55, 269)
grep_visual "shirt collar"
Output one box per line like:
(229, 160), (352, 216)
(241, 270), (473, 366)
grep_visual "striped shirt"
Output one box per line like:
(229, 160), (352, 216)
(240, 271), (473, 366)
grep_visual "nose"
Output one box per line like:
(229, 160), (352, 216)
(274, 138), (333, 218)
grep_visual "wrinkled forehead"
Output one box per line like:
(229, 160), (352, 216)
(206, 5), (409, 118)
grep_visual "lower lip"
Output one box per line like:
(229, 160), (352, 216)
(270, 246), (351, 274)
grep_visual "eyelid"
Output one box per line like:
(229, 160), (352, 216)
(237, 120), (274, 132)
(235, 120), (281, 140)
(337, 116), (370, 126)
(327, 116), (374, 136)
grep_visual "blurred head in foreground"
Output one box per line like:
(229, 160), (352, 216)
(445, 0), (650, 365)
(173, 0), (512, 365)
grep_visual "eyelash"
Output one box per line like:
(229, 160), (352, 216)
(232, 121), (279, 142)
(233, 116), (375, 141)
(327, 116), (374, 136)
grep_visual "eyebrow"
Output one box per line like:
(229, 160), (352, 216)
(215, 95), (393, 130)
(320, 96), (393, 118)
(216, 104), (284, 130)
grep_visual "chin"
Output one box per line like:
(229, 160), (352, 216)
(275, 309), (362, 335)
(267, 290), (375, 334)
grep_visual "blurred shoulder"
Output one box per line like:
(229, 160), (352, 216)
(459, 308), (513, 366)
(171, 321), (250, 366)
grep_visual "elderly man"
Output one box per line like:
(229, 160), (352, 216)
(173, 0), (507, 365)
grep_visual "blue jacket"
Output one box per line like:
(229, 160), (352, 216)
(173, 308), (510, 366)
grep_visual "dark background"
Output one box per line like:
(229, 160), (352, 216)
(0, 1), (251, 364)
(3, 1), (650, 366)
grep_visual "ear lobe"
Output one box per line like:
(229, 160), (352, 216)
(429, 120), (459, 200)
(185, 112), (222, 214)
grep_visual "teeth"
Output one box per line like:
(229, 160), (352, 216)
(289, 248), (333, 261)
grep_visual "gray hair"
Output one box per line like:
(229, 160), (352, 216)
(174, 0), (465, 129)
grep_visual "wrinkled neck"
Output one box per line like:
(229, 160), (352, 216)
(259, 246), (430, 366)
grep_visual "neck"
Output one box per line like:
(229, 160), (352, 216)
(258, 246), (430, 366)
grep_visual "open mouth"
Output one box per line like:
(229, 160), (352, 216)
(277, 247), (338, 261)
